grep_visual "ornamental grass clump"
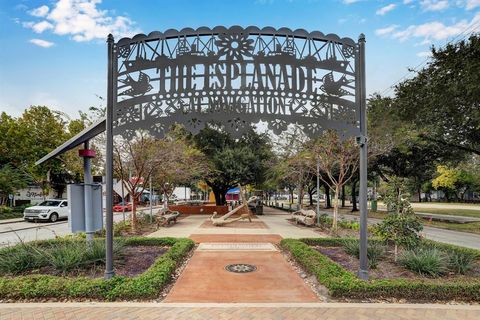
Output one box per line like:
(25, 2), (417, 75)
(447, 251), (476, 275)
(0, 238), (126, 275)
(45, 241), (86, 272)
(43, 239), (126, 274)
(398, 248), (448, 277)
(0, 243), (45, 275)
(342, 240), (385, 269)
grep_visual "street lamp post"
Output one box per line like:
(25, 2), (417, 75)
(357, 33), (369, 280)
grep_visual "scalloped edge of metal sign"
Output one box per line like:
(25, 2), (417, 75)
(116, 25), (357, 47)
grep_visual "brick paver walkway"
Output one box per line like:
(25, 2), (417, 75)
(1, 303), (479, 320)
(165, 250), (318, 302)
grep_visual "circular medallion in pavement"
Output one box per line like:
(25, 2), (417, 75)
(225, 263), (257, 273)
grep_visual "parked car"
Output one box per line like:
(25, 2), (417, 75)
(113, 202), (132, 212)
(23, 199), (69, 222)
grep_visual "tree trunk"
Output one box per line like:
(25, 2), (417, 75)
(418, 186), (422, 202)
(324, 183), (332, 208)
(341, 185), (346, 207)
(332, 185), (339, 230)
(211, 186), (222, 205)
(131, 194), (138, 232)
(298, 183), (304, 206)
(351, 180), (358, 212)
(309, 190), (314, 206)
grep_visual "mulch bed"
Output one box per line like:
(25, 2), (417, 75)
(115, 246), (168, 277)
(16, 245), (168, 279)
(314, 246), (480, 281)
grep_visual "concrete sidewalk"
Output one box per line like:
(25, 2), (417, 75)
(1, 302), (479, 320)
(147, 210), (320, 239)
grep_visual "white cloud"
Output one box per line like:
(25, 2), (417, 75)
(375, 25), (399, 36)
(343, 0), (361, 4)
(30, 5), (49, 17)
(465, 0), (480, 9)
(31, 21), (54, 33)
(403, 0), (414, 4)
(420, 0), (449, 11)
(23, 0), (140, 42)
(376, 4), (397, 15)
(392, 12), (480, 42)
(417, 51), (432, 57)
(29, 39), (55, 48)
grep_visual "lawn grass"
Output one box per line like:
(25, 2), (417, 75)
(328, 208), (480, 235)
(408, 208), (480, 218)
(422, 221), (480, 234)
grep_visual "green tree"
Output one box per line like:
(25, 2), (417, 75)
(367, 95), (461, 201)
(432, 164), (479, 201)
(0, 165), (27, 205)
(376, 178), (423, 261)
(394, 34), (480, 156)
(192, 128), (273, 205)
(308, 131), (359, 230)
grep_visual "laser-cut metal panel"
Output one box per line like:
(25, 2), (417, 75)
(112, 26), (360, 139)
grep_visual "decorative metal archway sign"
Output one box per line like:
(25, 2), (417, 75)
(104, 26), (368, 279)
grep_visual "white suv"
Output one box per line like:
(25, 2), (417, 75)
(23, 199), (69, 222)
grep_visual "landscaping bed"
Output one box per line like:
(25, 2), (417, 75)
(281, 238), (480, 302)
(0, 237), (194, 301)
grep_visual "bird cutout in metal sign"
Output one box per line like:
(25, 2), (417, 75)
(119, 72), (153, 97)
(320, 72), (353, 97)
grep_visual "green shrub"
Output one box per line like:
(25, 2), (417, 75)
(448, 251), (476, 275)
(0, 206), (13, 214)
(398, 248), (448, 277)
(342, 240), (385, 269)
(282, 238), (480, 302)
(12, 204), (29, 213)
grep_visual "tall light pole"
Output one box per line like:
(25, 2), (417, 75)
(104, 34), (115, 279)
(357, 33), (369, 280)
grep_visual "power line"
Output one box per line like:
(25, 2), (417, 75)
(379, 20), (480, 97)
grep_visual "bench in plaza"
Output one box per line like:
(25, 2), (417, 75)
(291, 209), (316, 227)
(155, 208), (181, 228)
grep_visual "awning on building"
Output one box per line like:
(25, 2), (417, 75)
(35, 117), (106, 165)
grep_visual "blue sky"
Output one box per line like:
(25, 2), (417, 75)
(1, 0), (479, 117)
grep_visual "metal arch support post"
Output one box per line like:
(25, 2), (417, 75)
(83, 140), (94, 243)
(357, 33), (368, 280)
(105, 34), (115, 279)
(316, 158), (320, 225)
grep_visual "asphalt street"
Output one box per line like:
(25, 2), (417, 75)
(0, 212), (129, 247)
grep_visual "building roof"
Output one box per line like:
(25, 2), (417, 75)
(35, 117), (106, 165)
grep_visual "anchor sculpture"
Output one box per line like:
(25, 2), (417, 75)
(210, 186), (258, 226)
